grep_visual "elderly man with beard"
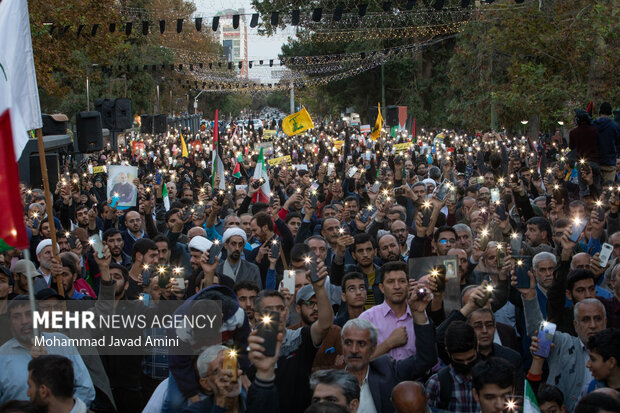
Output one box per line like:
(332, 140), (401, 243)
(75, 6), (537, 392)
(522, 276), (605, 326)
(519, 264), (609, 412)
(183, 345), (246, 413)
(34, 239), (55, 290)
(217, 227), (262, 288)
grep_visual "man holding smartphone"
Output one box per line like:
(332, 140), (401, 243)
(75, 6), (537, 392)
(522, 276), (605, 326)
(249, 256), (334, 413)
(517, 268), (608, 412)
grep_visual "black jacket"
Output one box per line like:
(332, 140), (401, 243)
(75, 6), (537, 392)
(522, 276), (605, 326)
(367, 323), (437, 413)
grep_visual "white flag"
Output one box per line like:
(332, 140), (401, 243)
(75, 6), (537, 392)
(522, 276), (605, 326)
(0, 0), (42, 159)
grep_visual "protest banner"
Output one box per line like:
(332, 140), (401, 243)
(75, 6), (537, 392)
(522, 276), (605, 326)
(267, 155), (292, 166)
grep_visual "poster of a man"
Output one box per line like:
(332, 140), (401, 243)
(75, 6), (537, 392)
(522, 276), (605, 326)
(107, 165), (138, 207)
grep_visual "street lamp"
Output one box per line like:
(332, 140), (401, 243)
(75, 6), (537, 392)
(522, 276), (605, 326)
(521, 120), (528, 137)
(557, 121), (564, 126)
(194, 89), (206, 115)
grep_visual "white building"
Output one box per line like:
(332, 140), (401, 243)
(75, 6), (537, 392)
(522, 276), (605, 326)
(213, 9), (249, 78)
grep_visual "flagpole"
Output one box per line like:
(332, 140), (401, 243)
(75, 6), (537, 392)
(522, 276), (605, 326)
(23, 249), (39, 337)
(35, 128), (64, 296)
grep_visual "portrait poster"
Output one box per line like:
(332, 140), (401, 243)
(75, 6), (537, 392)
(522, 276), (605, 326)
(107, 165), (138, 209)
(408, 255), (460, 313)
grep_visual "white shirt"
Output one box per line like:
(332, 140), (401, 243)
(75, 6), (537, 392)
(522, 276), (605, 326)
(357, 367), (377, 413)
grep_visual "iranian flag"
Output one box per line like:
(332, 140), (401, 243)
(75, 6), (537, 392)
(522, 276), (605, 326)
(162, 183), (171, 211)
(0, 0), (42, 251)
(523, 380), (540, 412)
(252, 147), (270, 203)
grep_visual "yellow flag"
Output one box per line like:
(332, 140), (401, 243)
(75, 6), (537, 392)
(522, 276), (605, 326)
(371, 103), (383, 141)
(282, 106), (315, 136)
(181, 133), (189, 158)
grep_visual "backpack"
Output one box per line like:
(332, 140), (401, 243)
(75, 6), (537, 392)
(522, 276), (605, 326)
(436, 366), (453, 410)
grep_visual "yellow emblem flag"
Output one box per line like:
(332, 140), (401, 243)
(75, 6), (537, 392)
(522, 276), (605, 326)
(181, 133), (189, 158)
(282, 106), (315, 136)
(371, 103), (383, 141)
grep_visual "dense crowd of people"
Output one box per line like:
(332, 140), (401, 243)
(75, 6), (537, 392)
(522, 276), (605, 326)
(1, 102), (620, 413)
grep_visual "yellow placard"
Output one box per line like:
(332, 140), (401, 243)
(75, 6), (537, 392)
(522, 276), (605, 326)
(263, 130), (277, 140)
(394, 142), (412, 152)
(333, 140), (344, 150)
(267, 155), (292, 166)
(93, 166), (106, 174)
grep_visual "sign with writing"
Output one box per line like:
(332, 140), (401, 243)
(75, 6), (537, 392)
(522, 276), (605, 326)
(333, 140), (344, 150)
(93, 166), (106, 174)
(258, 142), (274, 156)
(360, 124), (371, 133)
(267, 155), (292, 166)
(394, 142), (413, 152)
(263, 130), (277, 140)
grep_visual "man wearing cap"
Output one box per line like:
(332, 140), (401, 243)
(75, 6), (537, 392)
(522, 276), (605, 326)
(10, 259), (44, 296)
(216, 227), (262, 289)
(187, 235), (224, 293)
(293, 284), (343, 372)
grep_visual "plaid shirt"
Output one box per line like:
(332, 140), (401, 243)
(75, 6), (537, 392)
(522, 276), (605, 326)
(426, 365), (479, 413)
(142, 327), (169, 380)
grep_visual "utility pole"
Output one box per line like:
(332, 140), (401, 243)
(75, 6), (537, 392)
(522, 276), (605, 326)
(86, 64), (91, 111)
(290, 80), (295, 113)
(156, 84), (161, 114)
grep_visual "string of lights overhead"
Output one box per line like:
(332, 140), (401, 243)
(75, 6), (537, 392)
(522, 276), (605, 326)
(169, 35), (455, 93)
(39, 1), (533, 38)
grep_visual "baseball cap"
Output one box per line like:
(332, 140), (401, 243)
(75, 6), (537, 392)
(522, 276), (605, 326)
(296, 284), (316, 305)
(12, 259), (36, 276)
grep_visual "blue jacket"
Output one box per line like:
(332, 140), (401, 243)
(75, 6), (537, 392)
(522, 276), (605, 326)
(594, 117), (620, 166)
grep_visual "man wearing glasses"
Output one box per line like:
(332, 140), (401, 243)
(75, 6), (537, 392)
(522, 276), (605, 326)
(390, 220), (412, 260)
(466, 308), (522, 384)
(432, 226), (458, 256)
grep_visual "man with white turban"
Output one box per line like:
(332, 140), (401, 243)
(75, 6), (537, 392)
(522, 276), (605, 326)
(217, 227), (263, 289)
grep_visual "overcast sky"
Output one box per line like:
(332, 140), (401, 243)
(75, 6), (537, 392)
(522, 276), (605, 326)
(191, 0), (296, 82)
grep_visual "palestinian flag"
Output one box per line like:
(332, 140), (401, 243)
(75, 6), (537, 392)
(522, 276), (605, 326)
(232, 162), (241, 179)
(252, 147), (271, 204)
